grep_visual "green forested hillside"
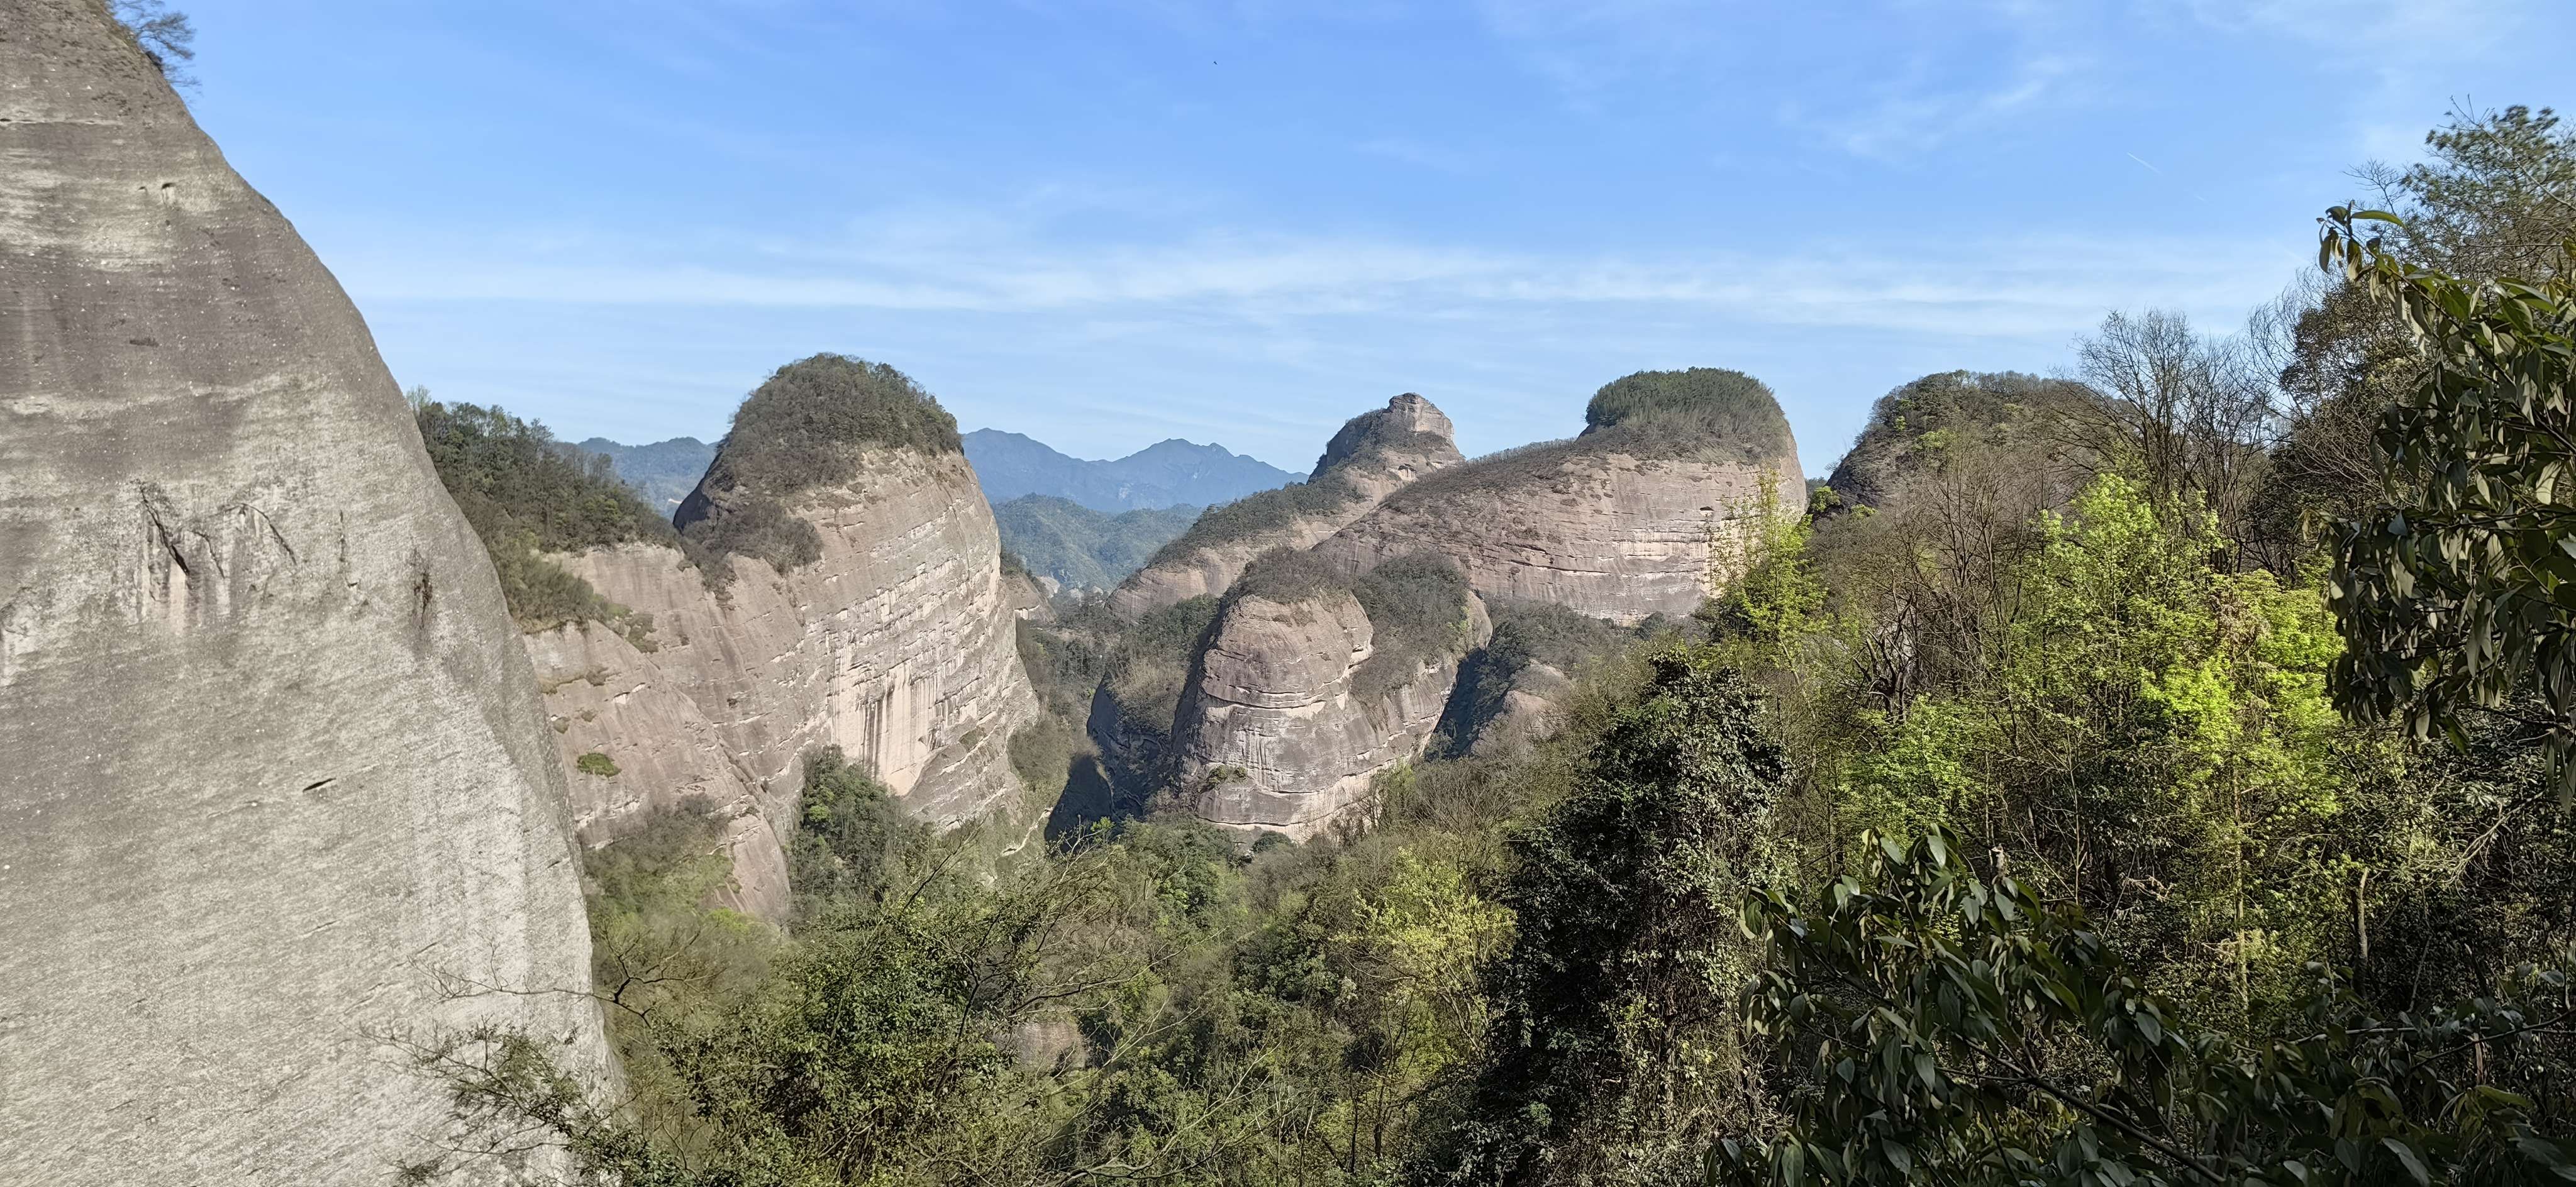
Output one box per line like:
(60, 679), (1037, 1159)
(414, 395), (680, 638)
(992, 494), (1200, 593)
(423, 105), (2576, 1187)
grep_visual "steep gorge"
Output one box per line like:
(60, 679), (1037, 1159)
(0, 3), (609, 1181)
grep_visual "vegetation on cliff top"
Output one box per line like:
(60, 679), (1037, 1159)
(679, 354), (963, 582)
(1582, 367), (1796, 461)
(714, 353), (963, 487)
(1822, 369), (2095, 509)
(1227, 548), (1479, 701)
(414, 395), (676, 636)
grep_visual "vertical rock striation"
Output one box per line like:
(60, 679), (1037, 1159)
(1111, 394), (1462, 616)
(524, 359), (1043, 915)
(1313, 370), (1806, 626)
(0, 3), (609, 1181)
(1173, 553), (1487, 837)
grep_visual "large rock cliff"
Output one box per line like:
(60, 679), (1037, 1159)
(523, 358), (1043, 915)
(1172, 552), (1487, 837)
(1111, 394), (1462, 616)
(0, 3), (609, 1181)
(1313, 370), (1806, 626)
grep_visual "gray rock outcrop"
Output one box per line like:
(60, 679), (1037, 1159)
(1313, 370), (1806, 626)
(1173, 553), (1486, 837)
(1111, 394), (1462, 616)
(525, 372), (1043, 915)
(0, 3), (610, 1181)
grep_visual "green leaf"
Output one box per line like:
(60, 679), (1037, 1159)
(2383, 1137), (2431, 1186)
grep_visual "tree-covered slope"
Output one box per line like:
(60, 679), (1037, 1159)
(991, 494), (1199, 593)
(577, 435), (716, 511)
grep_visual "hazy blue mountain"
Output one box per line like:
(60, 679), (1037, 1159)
(994, 495), (1201, 593)
(963, 429), (1296, 512)
(576, 436), (716, 512)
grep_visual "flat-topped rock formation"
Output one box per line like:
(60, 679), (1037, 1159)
(1111, 394), (1462, 616)
(526, 357), (1044, 914)
(1313, 370), (1806, 626)
(0, 3), (609, 1180)
(1173, 551), (1487, 837)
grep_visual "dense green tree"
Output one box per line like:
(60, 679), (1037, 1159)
(1418, 648), (1784, 1187)
(2316, 208), (2576, 785)
(1723, 829), (2576, 1187)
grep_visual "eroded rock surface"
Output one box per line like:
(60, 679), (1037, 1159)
(1315, 372), (1806, 626)
(0, 4), (609, 1180)
(528, 443), (1042, 915)
(1174, 557), (1487, 837)
(1111, 394), (1462, 616)
(1313, 446), (1799, 625)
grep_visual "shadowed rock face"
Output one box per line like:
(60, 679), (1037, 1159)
(0, 3), (609, 1181)
(1174, 570), (1489, 838)
(1110, 395), (1462, 616)
(527, 444), (1043, 915)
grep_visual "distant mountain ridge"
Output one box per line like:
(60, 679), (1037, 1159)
(577, 436), (716, 511)
(963, 429), (1297, 512)
(580, 429), (1292, 519)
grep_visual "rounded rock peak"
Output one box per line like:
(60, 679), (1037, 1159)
(1311, 392), (1460, 479)
(1580, 367), (1796, 461)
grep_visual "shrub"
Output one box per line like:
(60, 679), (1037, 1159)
(788, 746), (933, 919)
(1349, 553), (1475, 700)
(1007, 717), (1077, 803)
(678, 494), (821, 582)
(575, 751), (619, 778)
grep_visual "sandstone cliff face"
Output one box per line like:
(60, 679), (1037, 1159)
(1174, 558), (1488, 837)
(0, 4), (609, 1181)
(1312, 443), (1800, 626)
(1111, 395), (1462, 616)
(526, 442), (1041, 916)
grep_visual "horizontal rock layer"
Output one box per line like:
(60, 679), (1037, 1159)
(1313, 447), (1804, 626)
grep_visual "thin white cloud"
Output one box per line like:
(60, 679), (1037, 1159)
(336, 219), (2296, 345)
(1792, 52), (2084, 160)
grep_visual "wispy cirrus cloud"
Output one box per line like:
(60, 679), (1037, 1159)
(1784, 51), (2086, 161)
(336, 209), (2295, 345)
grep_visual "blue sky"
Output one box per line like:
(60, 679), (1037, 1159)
(182, 0), (2561, 477)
